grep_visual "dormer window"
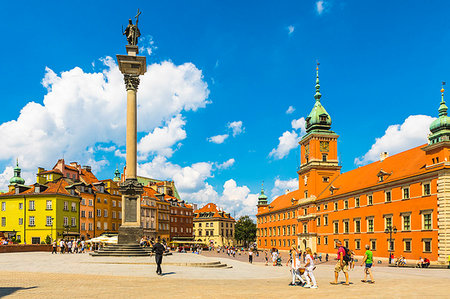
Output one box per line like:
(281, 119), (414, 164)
(34, 186), (40, 193)
(320, 115), (327, 122)
(377, 169), (390, 182)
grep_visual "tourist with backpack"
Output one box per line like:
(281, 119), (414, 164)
(330, 240), (350, 285)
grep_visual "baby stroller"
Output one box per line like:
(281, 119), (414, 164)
(276, 256), (283, 266)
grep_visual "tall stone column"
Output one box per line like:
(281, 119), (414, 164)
(116, 45), (146, 244)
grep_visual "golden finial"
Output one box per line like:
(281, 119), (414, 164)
(441, 81), (446, 94)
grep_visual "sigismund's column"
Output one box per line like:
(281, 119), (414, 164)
(116, 16), (146, 244)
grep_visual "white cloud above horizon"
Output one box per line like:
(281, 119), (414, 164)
(216, 158), (235, 170)
(354, 115), (435, 165)
(270, 177), (298, 199)
(316, 0), (326, 15)
(207, 134), (229, 144)
(269, 117), (306, 159)
(228, 121), (244, 136)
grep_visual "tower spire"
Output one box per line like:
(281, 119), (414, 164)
(314, 62), (321, 101)
(439, 81), (447, 117)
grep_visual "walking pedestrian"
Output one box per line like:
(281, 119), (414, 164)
(59, 239), (65, 254)
(287, 247), (305, 286)
(52, 240), (57, 254)
(330, 240), (350, 285)
(264, 250), (268, 266)
(304, 247), (318, 289)
(152, 237), (165, 276)
(361, 244), (375, 283)
(248, 249), (253, 264)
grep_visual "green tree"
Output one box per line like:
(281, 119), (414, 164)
(234, 216), (256, 247)
(45, 235), (52, 245)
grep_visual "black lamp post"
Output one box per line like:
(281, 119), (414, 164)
(51, 217), (54, 242)
(384, 225), (397, 264)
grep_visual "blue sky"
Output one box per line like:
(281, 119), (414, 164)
(0, 1), (449, 216)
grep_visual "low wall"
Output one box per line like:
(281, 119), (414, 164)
(0, 244), (52, 253)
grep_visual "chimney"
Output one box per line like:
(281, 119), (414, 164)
(380, 152), (389, 162)
(83, 165), (92, 172)
(285, 189), (290, 195)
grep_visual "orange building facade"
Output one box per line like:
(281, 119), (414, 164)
(257, 69), (450, 263)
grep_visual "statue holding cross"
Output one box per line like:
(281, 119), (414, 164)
(123, 9), (142, 46)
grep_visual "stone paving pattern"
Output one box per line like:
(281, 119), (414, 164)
(0, 252), (449, 298)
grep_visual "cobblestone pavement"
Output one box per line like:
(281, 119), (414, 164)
(0, 252), (449, 298)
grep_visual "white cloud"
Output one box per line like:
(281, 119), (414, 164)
(316, 0), (326, 15)
(219, 179), (259, 217)
(138, 155), (213, 192)
(291, 117), (306, 133)
(139, 35), (157, 56)
(96, 145), (116, 152)
(270, 117), (306, 159)
(354, 115), (435, 165)
(286, 106), (295, 114)
(207, 134), (229, 144)
(270, 178), (298, 199)
(216, 158), (235, 170)
(269, 130), (299, 159)
(0, 55), (209, 190)
(228, 121), (244, 136)
(287, 25), (295, 35)
(138, 114), (186, 158)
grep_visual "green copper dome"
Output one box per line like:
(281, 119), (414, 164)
(257, 185), (268, 205)
(305, 66), (332, 133)
(10, 160), (25, 185)
(429, 87), (450, 144)
(113, 168), (121, 182)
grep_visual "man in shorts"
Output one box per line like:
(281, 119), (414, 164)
(361, 244), (374, 283)
(330, 240), (349, 285)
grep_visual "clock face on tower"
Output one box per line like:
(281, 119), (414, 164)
(320, 141), (329, 152)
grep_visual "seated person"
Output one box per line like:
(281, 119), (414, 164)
(417, 257), (423, 268)
(423, 258), (430, 268)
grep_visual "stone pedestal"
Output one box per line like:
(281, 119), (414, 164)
(118, 226), (144, 244)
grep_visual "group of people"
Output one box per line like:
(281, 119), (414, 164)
(286, 246), (318, 288)
(417, 257), (431, 268)
(52, 239), (86, 254)
(330, 240), (375, 285)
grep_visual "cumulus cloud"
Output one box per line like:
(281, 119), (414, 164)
(269, 117), (306, 159)
(207, 134), (229, 144)
(271, 178), (298, 199)
(138, 114), (187, 158)
(96, 145), (116, 152)
(291, 117), (306, 132)
(228, 121), (244, 136)
(219, 179), (259, 217)
(354, 115), (435, 165)
(0, 56), (209, 190)
(269, 131), (300, 159)
(216, 158), (235, 170)
(287, 25), (295, 35)
(286, 106), (295, 114)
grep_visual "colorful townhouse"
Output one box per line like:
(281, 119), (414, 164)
(193, 203), (235, 247)
(0, 162), (80, 244)
(256, 67), (450, 263)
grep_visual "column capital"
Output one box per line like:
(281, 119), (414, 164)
(124, 74), (140, 91)
(120, 178), (144, 196)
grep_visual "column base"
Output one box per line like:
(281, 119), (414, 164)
(118, 226), (143, 245)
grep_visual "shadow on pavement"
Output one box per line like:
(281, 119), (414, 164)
(161, 272), (176, 276)
(0, 286), (38, 296)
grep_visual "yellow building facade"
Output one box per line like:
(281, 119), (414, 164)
(193, 203), (235, 247)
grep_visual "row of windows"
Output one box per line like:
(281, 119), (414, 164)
(258, 224), (298, 237)
(170, 227), (192, 233)
(261, 238), (296, 248)
(2, 216), (77, 227)
(327, 212), (433, 234)
(194, 222), (234, 228)
(196, 228), (233, 237)
(258, 210), (296, 224)
(1, 201), (78, 212)
(317, 238), (432, 254)
(170, 217), (192, 223)
(158, 223), (169, 230)
(323, 183), (432, 211)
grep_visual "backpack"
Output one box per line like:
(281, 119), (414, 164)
(342, 247), (352, 263)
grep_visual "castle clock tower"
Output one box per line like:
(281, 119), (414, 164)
(297, 64), (341, 199)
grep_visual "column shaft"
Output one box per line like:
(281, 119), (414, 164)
(125, 88), (137, 179)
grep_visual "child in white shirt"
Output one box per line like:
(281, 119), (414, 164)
(287, 247), (306, 286)
(304, 247), (318, 288)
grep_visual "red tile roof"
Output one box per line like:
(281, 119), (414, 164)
(194, 203), (234, 220)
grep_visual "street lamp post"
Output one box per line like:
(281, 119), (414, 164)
(384, 225), (397, 264)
